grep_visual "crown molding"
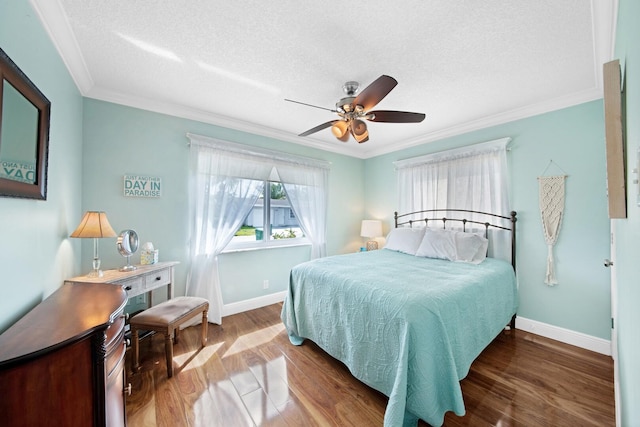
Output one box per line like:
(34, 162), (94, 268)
(85, 86), (366, 158)
(363, 87), (603, 159)
(30, 0), (616, 161)
(30, 0), (94, 93)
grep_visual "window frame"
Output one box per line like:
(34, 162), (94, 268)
(222, 179), (310, 253)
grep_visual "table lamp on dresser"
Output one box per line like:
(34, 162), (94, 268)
(70, 211), (117, 277)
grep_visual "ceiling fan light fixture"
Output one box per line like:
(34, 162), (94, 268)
(352, 119), (369, 143)
(354, 129), (369, 143)
(331, 120), (349, 138)
(352, 119), (367, 137)
(336, 96), (356, 113)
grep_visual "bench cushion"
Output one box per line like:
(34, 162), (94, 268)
(130, 296), (208, 327)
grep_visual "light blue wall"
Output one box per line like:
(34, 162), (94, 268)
(0, 0), (84, 332)
(612, 0), (640, 424)
(364, 100), (611, 340)
(81, 99), (364, 306)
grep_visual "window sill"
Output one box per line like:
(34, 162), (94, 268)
(221, 240), (311, 254)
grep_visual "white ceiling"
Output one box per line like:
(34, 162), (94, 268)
(31, 1), (617, 159)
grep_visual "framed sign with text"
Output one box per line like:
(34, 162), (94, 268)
(123, 175), (161, 198)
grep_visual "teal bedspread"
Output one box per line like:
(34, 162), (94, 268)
(281, 249), (518, 427)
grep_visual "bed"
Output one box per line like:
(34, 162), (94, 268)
(281, 210), (518, 427)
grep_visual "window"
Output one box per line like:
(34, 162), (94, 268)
(186, 133), (330, 323)
(394, 137), (511, 260)
(188, 132), (330, 263)
(394, 137), (511, 220)
(229, 180), (306, 249)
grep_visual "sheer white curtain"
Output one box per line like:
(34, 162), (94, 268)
(395, 138), (510, 216)
(187, 137), (272, 324)
(394, 137), (511, 258)
(186, 133), (330, 323)
(278, 163), (329, 259)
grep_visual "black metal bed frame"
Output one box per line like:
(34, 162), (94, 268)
(394, 209), (518, 329)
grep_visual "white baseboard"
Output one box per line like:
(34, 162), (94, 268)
(516, 316), (611, 356)
(222, 291), (287, 317)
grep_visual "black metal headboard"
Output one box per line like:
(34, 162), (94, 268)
(394, 209), (517, 271)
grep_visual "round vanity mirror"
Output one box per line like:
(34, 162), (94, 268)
(117, 229), (139, 271)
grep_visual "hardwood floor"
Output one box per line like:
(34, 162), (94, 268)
(125, 303), (615, 426)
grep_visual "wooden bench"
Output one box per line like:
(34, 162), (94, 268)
(130, 296), (209, 378)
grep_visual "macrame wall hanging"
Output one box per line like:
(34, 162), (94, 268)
(538, 160), (567, 286)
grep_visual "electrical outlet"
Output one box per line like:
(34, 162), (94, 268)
(135, 294), (146, 304)
(263, 279), (269, 289)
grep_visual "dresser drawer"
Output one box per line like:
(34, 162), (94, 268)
(119, 276), (144, 296)
(106, 338), (126, 377)
(105, 312), (125, 350)
(105, 309), (125, 375)
(144, 268), (171, 290)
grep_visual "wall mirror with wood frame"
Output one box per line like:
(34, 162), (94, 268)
(0, 47), (50, 200)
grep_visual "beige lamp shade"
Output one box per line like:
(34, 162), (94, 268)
(70, 211), (117, 278)
(70, 211), (117, 238)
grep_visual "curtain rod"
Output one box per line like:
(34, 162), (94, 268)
(186, 132), (331, 169)
(393, 137), (511, 170)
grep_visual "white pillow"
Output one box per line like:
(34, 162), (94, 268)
(415, 229), (458, 260)
(471, 234), (489, 264)
(415, 229), (488, 264)
(384, 227), (426, 255)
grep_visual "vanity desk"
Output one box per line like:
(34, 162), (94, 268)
(64, 261), (179, 308)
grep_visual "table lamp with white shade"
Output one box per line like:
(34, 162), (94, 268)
(360, 219), (383, 251)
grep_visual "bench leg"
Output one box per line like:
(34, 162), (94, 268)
(164, 332), (174, 378)
(132, 328), (140, 371)
(174, 327), (180, 344)
(201, 309), (208, 347)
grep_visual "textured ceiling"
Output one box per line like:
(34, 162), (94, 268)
(31, 1), (617, 158)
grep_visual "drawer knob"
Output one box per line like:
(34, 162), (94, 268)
(124, 383), (132, 396)
(155, 276), (161, 281)
(124, 285), (132, 291)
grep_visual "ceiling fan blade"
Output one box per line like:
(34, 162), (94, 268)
(367, 110), (426, 123)
(298, 120), (338, 137)
(285, 99), (337, 113)
(353, 75), (398, 111)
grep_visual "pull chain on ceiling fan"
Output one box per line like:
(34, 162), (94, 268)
(285, 75), (425, 144)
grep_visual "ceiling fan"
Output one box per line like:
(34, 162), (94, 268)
(285, 75), (425, 144)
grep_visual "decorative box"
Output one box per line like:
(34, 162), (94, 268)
(140, 249), (159, 265)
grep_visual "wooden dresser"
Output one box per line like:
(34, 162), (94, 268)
(0, 282), (128, 427)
